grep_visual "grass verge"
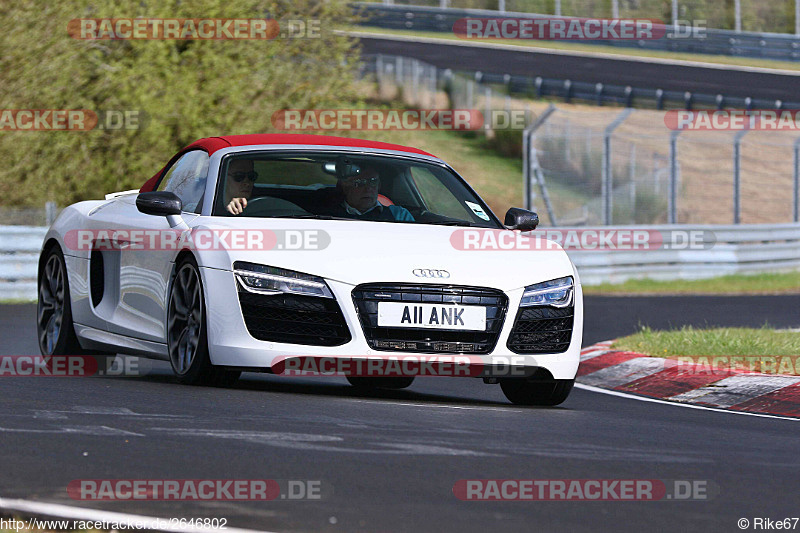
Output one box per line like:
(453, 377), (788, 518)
(612, 326), (800, 375)
(582, 271), (800, 295)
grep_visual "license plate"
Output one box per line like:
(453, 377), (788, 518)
(377, 302), (486, 331)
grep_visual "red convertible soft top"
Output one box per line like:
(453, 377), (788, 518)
(139, 134), (435, 193)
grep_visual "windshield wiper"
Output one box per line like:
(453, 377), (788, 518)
(426, 220), (482, 227)
(264, 214), (353, 221)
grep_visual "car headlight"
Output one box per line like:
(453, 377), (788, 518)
(233, 261), (333, 298)
(520, 276), (573, 308)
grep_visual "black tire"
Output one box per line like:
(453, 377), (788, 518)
(346, 376), (415, 390)
(500, 378), (574, 406)
(167, 257), (240, 387)
(37, 245), (87, 356)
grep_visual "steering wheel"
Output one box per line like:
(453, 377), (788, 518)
(241, 196), (309, 217)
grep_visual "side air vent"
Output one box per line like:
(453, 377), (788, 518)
(90, 250), (105, 307)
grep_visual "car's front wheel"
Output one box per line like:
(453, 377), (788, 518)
(167, 257), (240, 387)
(37, 245), (85, 356)
(500, 378), (574, 406)
(38, 245), (119, 374)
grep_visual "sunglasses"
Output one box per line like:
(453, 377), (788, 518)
(346, 176), (380, 188)
(230, 171), (258, 183)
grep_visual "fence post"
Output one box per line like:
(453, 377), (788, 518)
(629, 143), (637, 211)
(412, 59), (419, 106)
(668, 130), (681, 223)
(430, 65), (437, 108)
(522, 104), (557, 213)
(395, 56), (402, 85)
(504, 73), (511, 114)
(565, 119), (571, 161)
(735, 0), (742, 32)
(794, 137), (800, 222)
(376, 55), (384, 94)
(672, 0), (679, 28)
(523, 129), (531, 212)
(796, 0), (800, 36)
(602, 108), (634, 225)
(45, 202), (57, 226)
(733, 128), (749, 224)
(484, 86), (491, 133)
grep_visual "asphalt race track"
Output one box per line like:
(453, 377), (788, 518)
(358, 35), (800, 104)
(0, 296), (798, 532)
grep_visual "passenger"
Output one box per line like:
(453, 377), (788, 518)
(333, 165), (414, 222)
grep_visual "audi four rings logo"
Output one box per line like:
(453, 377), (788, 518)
(412, 269), (450, 278)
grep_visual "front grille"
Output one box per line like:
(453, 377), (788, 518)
(507, 306), (574, 354)
(352, 283), (508, 354)
(238, 291), (351, 346)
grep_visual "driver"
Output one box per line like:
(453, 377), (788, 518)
(335, 165), (414, 222)
(224, 159), (257, 215)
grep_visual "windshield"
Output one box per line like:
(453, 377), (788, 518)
(213, 151), (502, 228)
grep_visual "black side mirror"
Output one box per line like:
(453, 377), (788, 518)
(504, 208), (539, 231)
(136, 191), (182, 217)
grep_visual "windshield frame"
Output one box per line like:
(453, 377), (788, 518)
(205, 146), (505, 229)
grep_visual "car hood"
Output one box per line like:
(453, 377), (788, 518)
(192, 217), (575, 292)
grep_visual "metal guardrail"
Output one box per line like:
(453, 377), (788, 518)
(354, 3), (800, 62)
(568, 223), (800, 284)
(1, 224), (798, 299)
(360, 49), (799, 111)
(0, 226), (46, 301)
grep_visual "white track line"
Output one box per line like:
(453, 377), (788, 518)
(345, 30), (800, 76)
(0, 498), (273, 533)
(575, 383), (800, 422)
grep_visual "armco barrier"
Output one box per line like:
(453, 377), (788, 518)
(2, 224), (799, 301)
(0, 226), (46, 301)
(354, 3), (800, 62)
(567, 223), (800, 284)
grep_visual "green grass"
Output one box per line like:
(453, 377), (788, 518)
(345, 26), (800, 72)
(365, 127), (525, 216)
(614, 326), (800, 375)
(583, 271), (800, 295)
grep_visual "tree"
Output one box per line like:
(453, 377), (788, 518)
(0, 0), (360, 206)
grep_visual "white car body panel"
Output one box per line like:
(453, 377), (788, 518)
(41, 143), (583, 381)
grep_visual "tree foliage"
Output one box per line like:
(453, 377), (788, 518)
(0, 0), (360, 206)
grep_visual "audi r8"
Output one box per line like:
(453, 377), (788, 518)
(37, 134), (583, 405)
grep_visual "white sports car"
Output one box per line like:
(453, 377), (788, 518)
(37, 134), (583, 405)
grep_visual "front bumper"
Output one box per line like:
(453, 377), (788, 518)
(200, 267), (583, 380)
